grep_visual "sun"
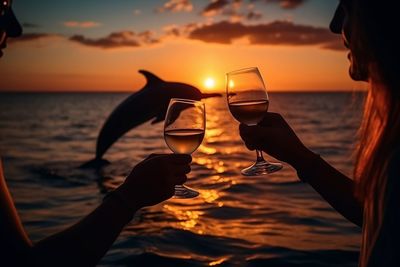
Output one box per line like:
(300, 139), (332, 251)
(204, 77), (216, 89)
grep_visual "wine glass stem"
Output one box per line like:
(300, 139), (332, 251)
(256, 149), (265, 162)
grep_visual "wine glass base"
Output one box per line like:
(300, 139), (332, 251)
(174, 185), (199, 199)
(241, 160), (283, 176)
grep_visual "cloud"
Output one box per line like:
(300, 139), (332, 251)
(201, 0), (305, 18)
(246, 10), (262, 20)
(133, 9), (141, 15)
(163, 24), (182, 37)
(9, 20), (343, 52)
(202, 0), (230, 16)
(162, 22), (202, 40)
(187, 20), (344, 50)
(267, 0), (306, 9)
(69, 31), (159, 49)
(7, 33), (62, 43)
(322, 41), (346, 51)
(157, 0), (193, 13)
(64, 21), (101, 28)
(202, 0), (249, 22)
(22, 23), (40, 28)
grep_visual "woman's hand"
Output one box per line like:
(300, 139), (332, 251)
(117, 153), (191, 210)
(239, 112), (312, 169)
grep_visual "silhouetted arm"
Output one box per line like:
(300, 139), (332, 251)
(292, 150), (363, 227)
(0, 161), (32, 266)
(1, 159), (134, 266)
(239, 113), (363, 227)
(32, 185), (137, 267)
(1, 154), (190, 267)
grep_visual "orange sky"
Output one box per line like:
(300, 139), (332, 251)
(0, 0), (367, 93)
(0, 39), (365, 93)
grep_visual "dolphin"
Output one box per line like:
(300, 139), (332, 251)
(81, 70), (221, 168)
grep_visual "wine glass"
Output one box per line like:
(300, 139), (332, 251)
(164, 98), (205, 198)
(226, 67), (283, 176)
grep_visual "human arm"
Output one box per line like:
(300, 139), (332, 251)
(239, 112), (363, 227)
(0, 160), (32, 265)
(1, 154), (191, 267)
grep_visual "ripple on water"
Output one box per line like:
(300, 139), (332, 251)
(1, 93), (362, 267)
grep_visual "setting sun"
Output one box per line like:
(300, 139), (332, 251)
(204, 78), (216, 89)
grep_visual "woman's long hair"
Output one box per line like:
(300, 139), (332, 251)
(353, 0), (400, 202)
(353, 2), (400, 264)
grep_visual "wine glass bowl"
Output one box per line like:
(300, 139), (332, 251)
(226, 67), (283, 176)
(164, 98), (205, 198)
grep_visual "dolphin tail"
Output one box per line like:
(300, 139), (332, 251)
(80, 158), (111, 169)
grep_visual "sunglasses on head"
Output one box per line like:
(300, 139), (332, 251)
(1, 0), (12, 17)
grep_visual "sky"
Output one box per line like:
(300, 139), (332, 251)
(0, 0), (365, 92)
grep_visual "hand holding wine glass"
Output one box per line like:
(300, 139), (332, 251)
(164, 98), (206, 198)
(226, 67), (283, 176)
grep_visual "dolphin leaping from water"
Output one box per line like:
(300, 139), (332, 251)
(82, 70), (221, 168)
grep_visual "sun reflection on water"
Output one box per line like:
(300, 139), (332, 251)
(200, 189), (220, 203)
(194, 158), (226, 174)
(205, 128), (223, 139)
(2, 94), (363, 266)
(198, 144), (217, 155)
(163, 204), (204, 231)
(209, 257), (229, 266)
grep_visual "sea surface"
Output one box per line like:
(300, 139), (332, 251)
(0, 92), (363, 267)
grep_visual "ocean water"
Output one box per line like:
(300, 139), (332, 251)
(0, 93), (363, 267)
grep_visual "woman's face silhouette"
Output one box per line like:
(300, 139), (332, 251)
(330, 0), (368, 82)
(0, 0), (22, 57)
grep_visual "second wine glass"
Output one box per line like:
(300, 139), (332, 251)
(226, 67), (283, 176)
(164, 98), (205, 198)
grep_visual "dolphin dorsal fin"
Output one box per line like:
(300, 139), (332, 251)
(139, 70), (164, 86)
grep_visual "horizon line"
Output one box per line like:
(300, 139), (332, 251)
(0, 89), (367, 94)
